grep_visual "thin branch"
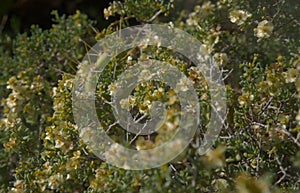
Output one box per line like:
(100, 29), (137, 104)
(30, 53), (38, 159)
(142, 10), (163, 23)
(274, 153), (287, 185)
(107, 16), (135, 29)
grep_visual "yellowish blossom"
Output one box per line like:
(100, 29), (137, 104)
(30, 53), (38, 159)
(4, 137), (16, 151)
(175, 77), (190, 92)
(238, 93), (253, 106)
(296, 110), (300, 122)
(255, 20), (274, 38)
(120, 98), (130, 110)
(201, 2), (215, 15)
(229, 10), (251, 25)
(108, 83), (117, 95)
(204, 145), (226, 168)
(48, 173), (64, 190)
(236, 174), (272, 193)
(214, 53), (228, 66)
(285, 68), (298, 83)
(54, 139), (64, 148)
(138, 69), (153, 82)
(103, 7), (113, 20)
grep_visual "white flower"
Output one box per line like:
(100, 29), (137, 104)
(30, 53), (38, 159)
(104, 143), (121, 160)
(153, 35), (161, 48)
(199, 44), (211, 56)
(296, 110), (300, 122)
(127, 56), (133, 61)
(255, 20), (274, 38)
(285, 68), (298, 83)
(103, 7), (113, 20)
(139, 38), (150, 49)
(49, 173), (64, 190)
(108, 83), (117, 95)
(187, 18), (197, 26)
(187, 12), (198, 26)
(137, 99), (152, 114)
(175, 77), (190, 92)
(138, 69), (153, 82)
(194, 5), (201, 13)
(201, 2), (214, 15)
(198, 44), (212, 61)
(52, 87), (57, 97)
(229, 10), (251, 25)
(13, 180), (24, 191)
(63, 79), (73, 90)
(128, 95), (136, 106)
(168, 22), (174, 29)
(6, 94), (17, 109)
(55, 139), (64, 148)
(120, 98), (130, 110)
(213, 53), (228, 66)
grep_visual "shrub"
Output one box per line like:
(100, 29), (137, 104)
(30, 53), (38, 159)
(0, 0), (299, 192)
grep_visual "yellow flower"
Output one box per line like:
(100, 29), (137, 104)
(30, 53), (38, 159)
(236, 174), (271, 193)
(175, 77), (190, 92)
(119, 98), (130, 110)
(204, 145), (226, 168)
(108, 83), (117, 95)
(138, 69), (153, 82)
(8, 180), (24, 193)
(48, 173), (64, 190)
(296, 110), (300, 122)
(73, 150), (81, 159)
(103, 7), (113, 20)
(139, 99), (151, 113)
(285, 68), (298, 83)
(229, 10), (251, 25)
(4, 138), (16, 151)
(255, 20), (274, 38)
(135, 136), (155, 150)
(63, 79), (73, 90)
(194, 2), (214, 16)
(6, 94), (17, 109)
(54, 139), (64, 149)
(238, 93), (253, 106)
(214, 53), (228, 66)
(199, 44), (211, 56)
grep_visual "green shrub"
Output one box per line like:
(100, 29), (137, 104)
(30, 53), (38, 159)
(0, 10), (93, 192)
(0, 0), (299, 192)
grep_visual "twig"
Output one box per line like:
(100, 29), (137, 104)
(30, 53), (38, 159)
(142, 10), (163, 23)
(107, 16), (135, 29)
(274, 153), (287, 185)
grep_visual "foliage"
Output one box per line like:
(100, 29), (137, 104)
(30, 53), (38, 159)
(0, 0), (299, 192)
(0, 10), (93, 191)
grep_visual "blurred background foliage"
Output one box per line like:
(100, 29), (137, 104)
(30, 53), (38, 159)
(0, 0), (113, 33)
(0, 0), (299, 192)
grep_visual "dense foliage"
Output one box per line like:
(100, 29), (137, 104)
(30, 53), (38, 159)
(0, 0), (299, 192)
